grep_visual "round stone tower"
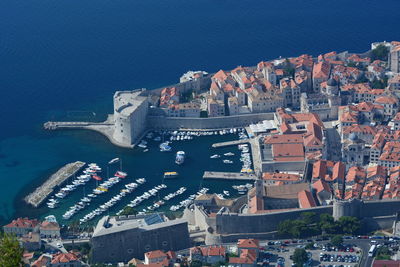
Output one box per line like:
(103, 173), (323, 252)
(333, 199), (362, 220)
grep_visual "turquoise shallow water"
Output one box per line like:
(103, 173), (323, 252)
(0, 0), (400, 224)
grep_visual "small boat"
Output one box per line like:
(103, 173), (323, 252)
(138, 144), (147, 149)
(92, 175), (103, 181)
(223, 160), (233, 164)
(154, 136), (161, 142)
(223, 190), (230, 196)
(115, 171), (127, 178)
(224, 152), (235, 156)
(210, 154), (221, 159)
(164, 172), (179, 178)
(108, 158), (120, 164)
(175, 151), (185, 165)
(143, 149), (149, 152)
(160, 142), (172, 152)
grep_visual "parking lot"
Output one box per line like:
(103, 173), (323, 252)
(259, 241), (361, 266)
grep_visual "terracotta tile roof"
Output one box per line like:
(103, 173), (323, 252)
(298, 190), (317, 208)
(264, 134), (304, 144)
(51, 252), (79, 264)
(32, 255), (51, 267)
(200, 246), (226, 257)
(375, 96), (398, 105)
(313, 61), (331, 79)
(262, 172), (301, 182)
(4, 217), (39, 229)
(237, 239), (259, 248)
(313, 179), (332, 193)
(272, 143), (305, 161)
(229, 249), (257, 264)
(145, 250), (167, 259)
(40, 221), (60, 230)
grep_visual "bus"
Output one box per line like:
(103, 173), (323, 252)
(368, 245), (377, 257)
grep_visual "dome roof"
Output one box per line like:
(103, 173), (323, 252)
(349, 132), (358, 141)
(327, 78), (337, 86)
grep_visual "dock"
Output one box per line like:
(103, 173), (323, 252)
(24, 161), (86, 208)
(211, 139), (250, 148)
(203, 171), (257, 180)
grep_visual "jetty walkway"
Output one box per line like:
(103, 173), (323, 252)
(203, 171), (257, 180)
(25, 161), (86, 208)
(212, 139), (250, 148)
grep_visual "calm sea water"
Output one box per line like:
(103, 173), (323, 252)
(0, 0), (400, 224)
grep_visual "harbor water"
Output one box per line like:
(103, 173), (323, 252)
(0, 0), (400, 224)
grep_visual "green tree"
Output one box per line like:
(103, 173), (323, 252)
(120, 206), (137, 216)
(371, 44), (389, 61)
(376, 246), (391, 260)
(338, 216), (361, 235)
(0, 233), (24, 267)
(331, 235), (343, 247)
(301, 212), (317, 225)
(278, 219), (294, 237)
(284, 59), (295, 78)
(319, 214), (338, 234)
(292, 248), (308, 267)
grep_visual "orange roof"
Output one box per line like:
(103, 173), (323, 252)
(313, 61), (331, 79)
(298, 190), (317, 208)
(272, 143), (305, 161)
(313, 179), (332, 193)
(237, 239), (260, 248)
(145, 250), (167, 259)
(375, 96), (398, 105)
(4, 217), (39, 229)
(264, 134), (303, 144)
(51, 253), (79, 264)
(262, 172), (301, 181)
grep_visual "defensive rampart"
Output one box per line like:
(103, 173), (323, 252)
(147, 112), (275, 130)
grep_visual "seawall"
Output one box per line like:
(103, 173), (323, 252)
(147, 112), (275, 130)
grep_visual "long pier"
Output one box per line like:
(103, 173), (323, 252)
(203, 171), (257, 180)
(24, 161), (86, 208)
(211, 139), (250, 148)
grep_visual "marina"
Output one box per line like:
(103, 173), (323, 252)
(17, 128), (257, 224)
(24, 161), (86, 208)
(202, 171), (257, 180)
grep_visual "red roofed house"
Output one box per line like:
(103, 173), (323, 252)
(228, 239), (259, 267)
(298, 190), (317, 208)
(31, 254), (51, 267)
(40, 221), (60, 238)
(237, 239), (259, 256)
(312, 61), (331, 92)
(51, 252), (83, 267)
(190, 246), (226, 264)
(374, 95), (399, 120)
(228, 249), (257, 267)
(3, 217), (40, 236)
(144, 250), (175, 266)
(312, 179), (332, 205)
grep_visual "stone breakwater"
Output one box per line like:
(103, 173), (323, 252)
(24, 161), (86, 208)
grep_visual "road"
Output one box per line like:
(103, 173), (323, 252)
(325, 126), (342, 161)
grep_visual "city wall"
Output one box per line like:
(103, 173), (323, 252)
(147, 113), (275, 130)
(214, 206), (333, 235)
(202, 199), (400, 244)
(141, 75), (212, 97)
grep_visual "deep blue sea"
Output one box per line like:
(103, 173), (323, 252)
(0, 0), (400, 224)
